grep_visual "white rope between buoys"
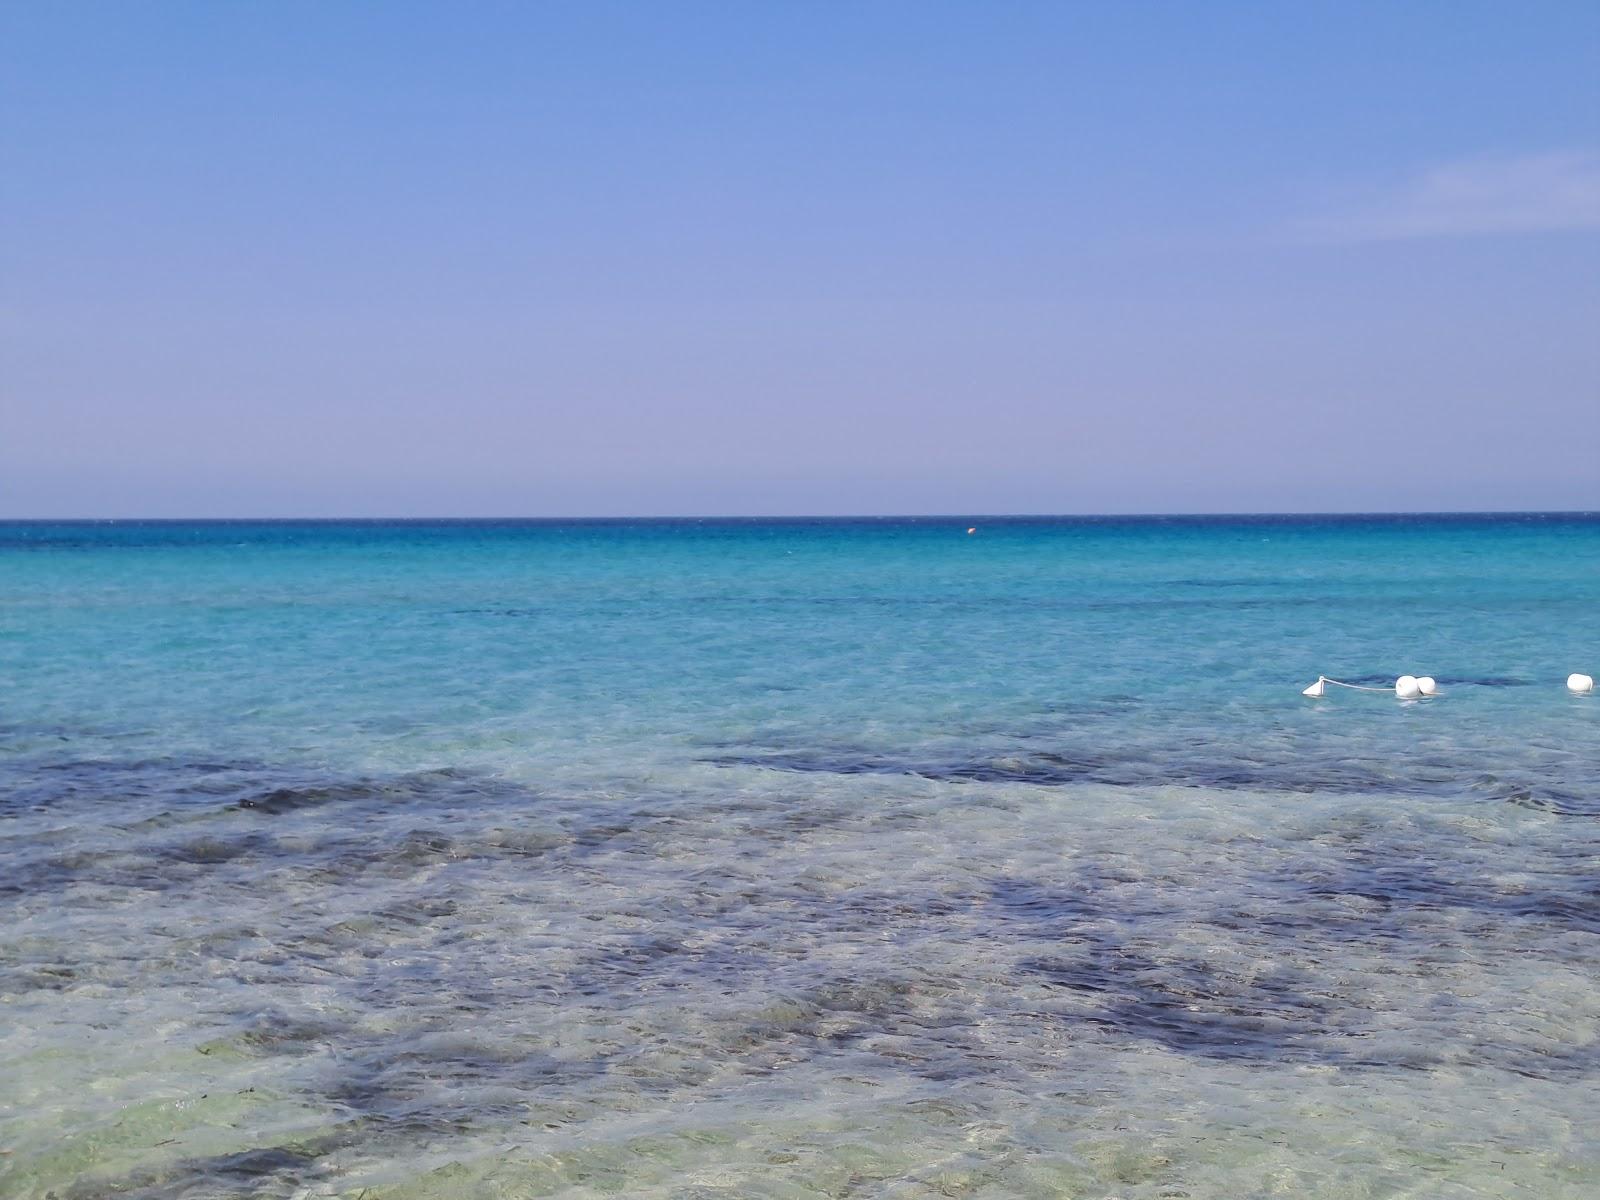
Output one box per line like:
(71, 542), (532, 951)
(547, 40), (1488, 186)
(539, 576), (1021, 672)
(1301, 675), (1441, 698)
(1307, 676), (1389, 694)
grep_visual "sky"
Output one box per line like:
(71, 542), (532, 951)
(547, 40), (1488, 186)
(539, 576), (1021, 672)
(2, 1), (1597, 517)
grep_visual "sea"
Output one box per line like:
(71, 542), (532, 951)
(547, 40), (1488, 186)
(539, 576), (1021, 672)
(1, 514), (1596, 1199)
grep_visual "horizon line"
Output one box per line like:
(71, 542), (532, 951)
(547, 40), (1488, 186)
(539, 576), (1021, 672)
(3, 510), (1597, 523)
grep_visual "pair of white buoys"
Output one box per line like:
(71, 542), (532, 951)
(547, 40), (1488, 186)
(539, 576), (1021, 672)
(1300, 674), (1438, 699)
(1394, 675), (1439, 700)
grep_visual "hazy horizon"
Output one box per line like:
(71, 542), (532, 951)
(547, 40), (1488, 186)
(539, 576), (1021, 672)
(6, 509), (1598, 524)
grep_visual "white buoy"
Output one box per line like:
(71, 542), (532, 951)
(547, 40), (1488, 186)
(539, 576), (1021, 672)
(1569, 673), (1595, 694)
(1395, 675), (1422, 700)
(1302, 677), (1326, 697)
(1416, 676), (1439, 696)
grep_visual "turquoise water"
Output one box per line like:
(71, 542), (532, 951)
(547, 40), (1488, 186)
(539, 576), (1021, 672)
(2, 515), (1597, 1198)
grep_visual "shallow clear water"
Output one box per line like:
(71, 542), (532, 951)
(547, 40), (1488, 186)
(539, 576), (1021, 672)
(2, 515), (1597, 1198)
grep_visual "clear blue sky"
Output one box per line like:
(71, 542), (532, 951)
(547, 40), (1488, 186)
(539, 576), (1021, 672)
(3, 1), (1597, 516)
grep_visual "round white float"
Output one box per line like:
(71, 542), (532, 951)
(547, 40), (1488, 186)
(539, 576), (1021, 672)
(1395, 675), (1421, 700)
(1416, 676), (1439, 696)
(1569, 673), (1595, 694)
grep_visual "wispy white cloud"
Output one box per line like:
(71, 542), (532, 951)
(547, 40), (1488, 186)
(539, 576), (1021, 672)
(1297, 150), (1600, 241)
